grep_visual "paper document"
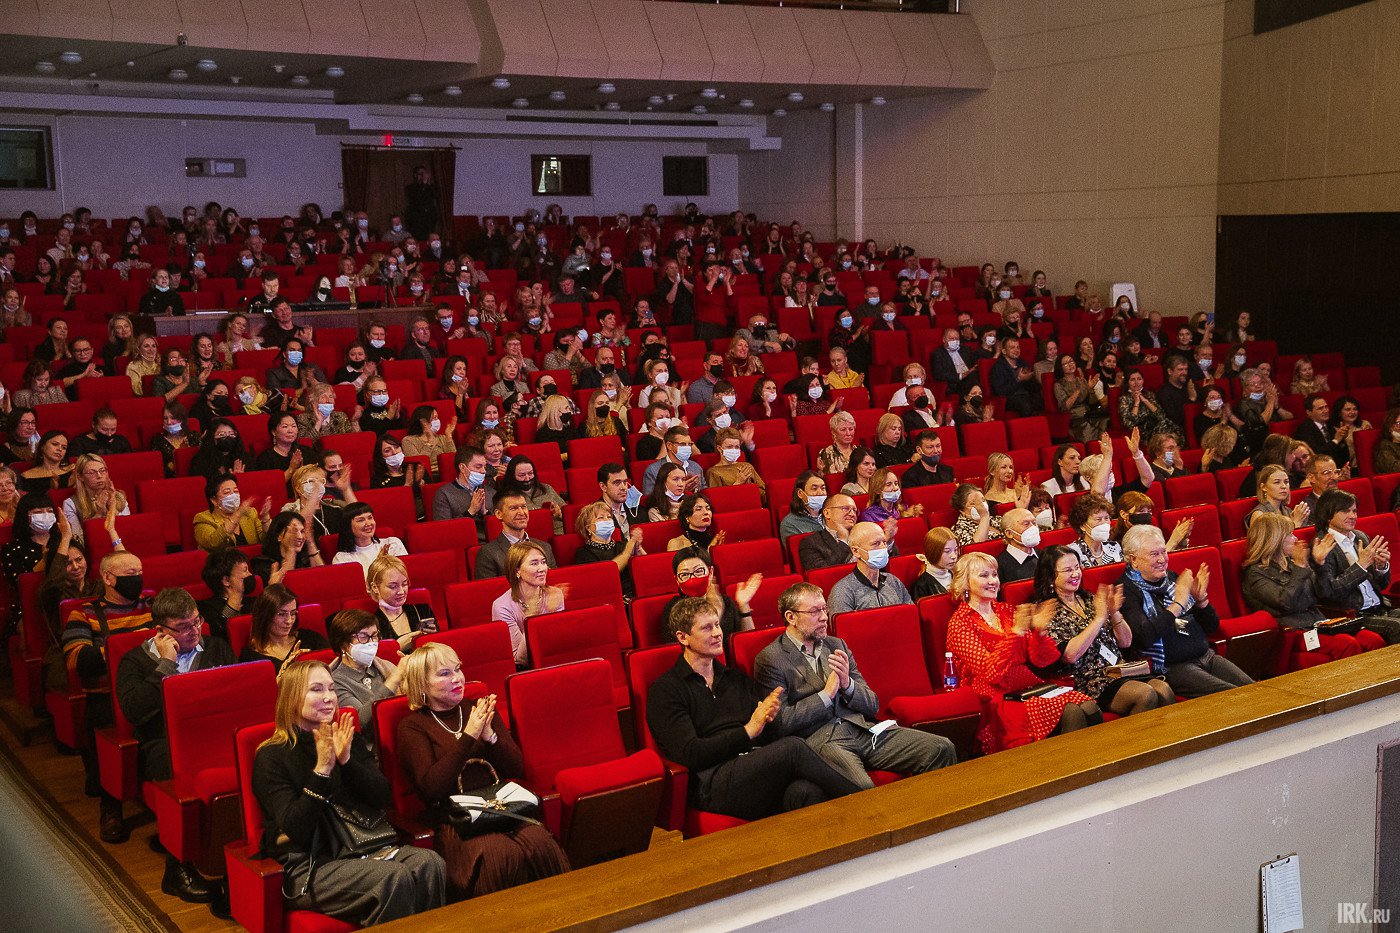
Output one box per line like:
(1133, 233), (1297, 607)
(1262, 854), (1303, 933)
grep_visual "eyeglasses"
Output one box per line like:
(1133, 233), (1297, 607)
(347, 632), (378, 644)
(829, 504), (858, 514)
(161, 622), (201, 636)
(790, 606), (828, 616)
(675, 569), (710, 582)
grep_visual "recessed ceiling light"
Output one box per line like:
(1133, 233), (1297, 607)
(490, 76), (511, 90)
(738, 99), (754, 109)
(511, 97), (529, 108)
(870, 96), (886, 106)
(405, 92), (424, 103)
(195, 59), (217, 72)
(59, 51), (82, 65)
(229, 76), (242, 85)
(168, 68), (189, 81)
(34, 61), (56, 75)
(548, 90), (566, 102)
(444, 85), (462, 96)
(324, 66), (345, 78)
(125, 60), (135, 67)
(289, 74), (310, 87)
(772, 108), (787, 117)
(647, 95), (664, 105)
(597, 82), (616, 94)
(700, 87), (718, 99)
(786, 91), (804, 103)
(692, 104), (707, 114)
(271, 63), (285, 74)
(819, 102), (835, 112)
(604, 101), (620, 111)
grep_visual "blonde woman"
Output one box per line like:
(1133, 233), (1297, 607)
(488, 356), (530, 399)
(368, 553), (437, 653)
(282, 463), (351, 539)
(125, 334), (162, 396)
(583, 388), (626, 438)
(489, 540), (565, 666)
(214, 311), (260, 367)
(234, 375), (274, 415)
(532, 394), (579, 456)
(817, 411), (858, 474)
(1244, 463), (1308, 532)
(983, 452), (1030, 507)
(101, 314), (139, 372)
(61, 454), (131, 542)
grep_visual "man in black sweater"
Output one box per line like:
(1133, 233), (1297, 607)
(116, 587), (236, 904)
(645, 598), (861, 820)
(902, 431), (955, 488)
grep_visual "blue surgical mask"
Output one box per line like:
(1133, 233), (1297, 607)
(594, 519), (616, 540)
(316, 402), (334, 417)
(625, 485), (643, 510)
(481, 418), (499, 429)
(467, 470), (486, 489)
(675, 444), (692, 462)
(840, 315), (854, 328)
(882, 489), (900, 504)
(807, 494), (827, 513)
(864, 546), (890, 570)
(285, 350), (303, 366)
(370, 392), (389, 407)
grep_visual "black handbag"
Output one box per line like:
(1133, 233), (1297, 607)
(446, 758), (543, 839)
(324, 798), (399, 858)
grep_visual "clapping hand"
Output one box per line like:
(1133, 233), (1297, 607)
(1125, 427), (1141, 458)
(746, 686), (784, 738)
(827, 648), (852, 692)
(1190, 563), (1210, 605)
(465, 695), (495, 740)
(734, 572), (762, 612)
(1311, 534), (1337, 564)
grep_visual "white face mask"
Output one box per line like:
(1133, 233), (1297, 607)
(220, 492), (241, 511)
(1164, 450), (1175, 465)
(1035, 510), (1054, 529)
(1089, 522), (1112, 543)
(763, 390), (777, 403)
(721, 447), (741, 463)
(429, 418), (442, 433)
(947, 340), (960, 352)
(1206, 397), (1223, 411)
(384, 451), (404, 468)
(906, 377), (923, 387)
(654, 371), (669, 386)
(807, 385), (823, 400)
(713, 413), (732, 429)
(1234, 355), (1247, 367)
(29, 511), (56, 532)
(1017, 525), (1041, 548)
(348, 641), (378, 667)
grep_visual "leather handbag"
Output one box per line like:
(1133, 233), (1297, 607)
(447, 759), (543, 839)
(324, 799), (399, 858)
(1105, 659), (1152, 679)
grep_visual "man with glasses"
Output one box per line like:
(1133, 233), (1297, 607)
(115, 587), (235, 903)
(798, 494), (862, 572)
(752, 583), (956, 789)
(646, 597), (861, 820)
(1297, 453), (1344, 517)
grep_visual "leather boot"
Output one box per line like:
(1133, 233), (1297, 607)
(161, 857), (216, 904)
(99, 797), (128, 844)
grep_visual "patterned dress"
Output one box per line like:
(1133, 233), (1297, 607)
(1044, 595), (1127, 700)
(947, 600), (1090, 752)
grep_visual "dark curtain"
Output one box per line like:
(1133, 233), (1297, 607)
(341, 148), (371, 214)
(341, 147), (455, 239)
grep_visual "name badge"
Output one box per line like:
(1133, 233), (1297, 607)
(1303, 629), (1322, 652)
(1098, 642), (1119, 665)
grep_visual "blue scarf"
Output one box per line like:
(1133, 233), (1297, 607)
(1123, 565), (1176, 673)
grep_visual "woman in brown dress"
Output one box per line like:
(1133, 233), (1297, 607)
(396, 643), (569, 901)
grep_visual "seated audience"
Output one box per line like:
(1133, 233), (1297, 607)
(798, 494), (859, 572)
(326, 608), (403, 753)
(666, 493), (723, 552)
(911, 526), (960, 600)
(1311, 489), (1400, 644)
(432, 446), (492, 524)
(827, 522), (912, 617)
(1245, 464), (1309, 532)
(573, 501), (646, 601)
(1067, 493), (1122, 569)
(490, 541), (564, 667)
(331, 501), (408, 577)
(369, 554), (437, 653)
(475, 490), (557, 580)
(240, 583), (330, 672)
(193, 476), (269, 551)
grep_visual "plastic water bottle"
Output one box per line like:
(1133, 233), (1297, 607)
(942, 652), (958, 690)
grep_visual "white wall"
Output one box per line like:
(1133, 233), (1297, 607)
(0, 113), (741, 222)
(631, 694), (1400, 933)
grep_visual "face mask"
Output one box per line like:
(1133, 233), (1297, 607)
(528, 316), (542, 328)
(113, 574), (144, 601)
(1090, 522), (1112, 544)
(678, 574), (710, 597)
(1205, 397), (1223, 412)
(240, 257), (254, 269)
(841, 260), (852, 269)
(806, 494), (827, 513)
(807, 385), (823, 400)
(642, 248), (653, 257)
(654, 371), (670, 386)
(1234, 355), (1247, 367)
(718, 447), (741, 464)
(1035, 509), (1054, 529)
(29, 511), (56, 533)
(758, 389), (775, 404)
(438, 317), (453, 330)
(881, 489), (900, 504)
(674, 445), (692, 462)
(1017, 526), (1041, 548)
(346, 640), (379, 667)
(164, 421), (183, 435)
(429, 418), (442, 433)
(1249, 391), (1265, 401)
(285, 350), (303, 366)
(984, 335), (996, 348)
(713, 413), (732, 429)
(999, 290), (1011, 299)
(1118, 305), (1131, 314)
(594, 519), (616, 540)
(0, 228), (7, 239)
(840, 315), (854, 328)
(865, 297), (880, 307)
(78, 252), (90, 261)
(1164, 450), (1175, 465)
(193, 259), (206, 270)
(467, 470), (486, 489)
(883, 311), (896, 323)
(481, 418), (499, 429)
(1109, 335), (1120, 344)
(1199, 359), (1212, 370)
(1129, 513), (1153, 526)
(361, 391), (386, 408)
(540, 384), (557, 397)
(863, 546), (890, 570)
(946, 339), (961, 353)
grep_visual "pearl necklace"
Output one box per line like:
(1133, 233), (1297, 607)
(428, 706), (465, 739)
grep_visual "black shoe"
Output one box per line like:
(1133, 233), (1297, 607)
(161, 858), (215, 904)
(99, 800), (128, 844)
(147, 834), (167, 855)
(207, 881), (231, 920)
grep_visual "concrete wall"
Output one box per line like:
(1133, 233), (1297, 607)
(0, 112), (739, 221)
(1218, 0), (1400, 214)
(630, 693), (1400, 933)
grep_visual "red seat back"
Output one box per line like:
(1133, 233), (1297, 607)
(234, 721), (277, 848)
(399, 549), (467, 622)
(163, 660), (278, 799)
(355, 486), (419, 539)
(548, 561), (631, 649)
(710, 538), (786, 587)
(1163, 473), (1217, 509)
(712, 509), (773, 543)
(1161, 505), (1223, 549)
(837, 605), (935, 716)
(525, 606), (629, 708)
(282, 562), (366, 613)
(728, 627), (779, 677)
(506, 659), (626, 791)
(418, 623), (517, 723)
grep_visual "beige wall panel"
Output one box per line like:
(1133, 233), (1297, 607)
(244, 0), (310, 54)
(589, 0), (662, 81)
(1322, 3), (1377, 181)
(743, 7), (813, 86)
(294, 0), (366, 57)
(969, 0), (1047, 41)
(885, 14), (951, 87)
(0, 0), (41, 36)
(840, 13), (905, 87)
(538, 0), (607, 78)
(1372, 1), (1400, 177)
(107, 0), (181, 46)
(1045, 0), (1113, 34)
(1223, 0), (1252, 40)
(359, 0), (428, 62)
(1367, 172), (1400, 211)
(1321, 173), (1371, 213)
(692, 5), (762, 84)
(932, 13), (995, 88)
(484, 0), (558, 77)
(1216, 38), (1253, 186)
(1040, 63), (1102, 195)
(175, 0), (247, 48)
(416, 0), (482, 63)
(642, 1), (712, 82)
(1283, 177), (1327, 213)
(39, 0), (113, 41)
(1280, 24), (1328, 182)
(793, 9), (857, 86)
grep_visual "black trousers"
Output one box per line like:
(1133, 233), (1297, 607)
(697, 736), (862, 821)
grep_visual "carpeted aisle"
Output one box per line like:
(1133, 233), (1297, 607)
(0, 740), (171, 932)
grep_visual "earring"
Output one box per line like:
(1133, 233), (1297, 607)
(963, 590), (970, 600)
(421, 693), (427, 706)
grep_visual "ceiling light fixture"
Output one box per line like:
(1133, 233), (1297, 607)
(820, 102), (835, 112)
(738, 99), (754, 109)
(289, 74), (310, 86)
(229, 76), (243, 85)
(598, 82), (616, 94)
(490, 76), (511, 90)
(444, 85), (463, 96)
(870, 96), (886, 106)
(324, 65), (345, 78)
(604, 101), (620, 111)
(648, 95), (664, 105)
(548, 89), (566, 102)
(168, 68), (189, 81)
(405, 92), (424, 103)
(700, 87), (718, 99)
(772, 108), (787, 117)
(59, 51), (82, 65)
(692, 104), (707, 114)
(34, 61), (56, 75)
(195, 59), (217, 72)
(271, 63), (285, 74)
(786, 91), (803, 103)
(511, 97), (529, 108)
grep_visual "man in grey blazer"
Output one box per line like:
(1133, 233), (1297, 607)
(752, 582), (956, 788)
(473, 490), (556, 580)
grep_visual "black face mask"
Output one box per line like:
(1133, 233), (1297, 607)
(913, 396), (930, 410)
(968, 397), (984, 411)
(1128, 513), (1154, 526)
(211, 395), (231, 411)
(113, 574), (144, 602)
(708, 365), (723, 379)
(241, 574), (257, 597)
(541, 384), (557, 397)
(594, 405), (610, 419)
(597, 363), (615, 375)
(215, 435), (238, 452)
(560, 412), (574, 427)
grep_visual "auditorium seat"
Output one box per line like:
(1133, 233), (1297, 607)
(525, 605), (630, 709)
(281, 563), (365, 614)
(418, 624), (517, 724)
(93, 628), (154, 803)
